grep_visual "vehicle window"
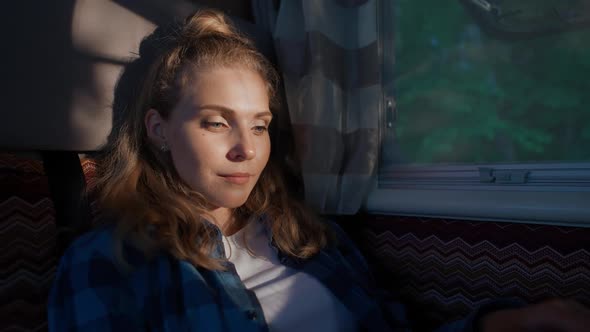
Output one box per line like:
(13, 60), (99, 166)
(381, 0), (590, 166)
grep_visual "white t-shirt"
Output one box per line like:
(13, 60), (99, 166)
(222, 220), (357, 332)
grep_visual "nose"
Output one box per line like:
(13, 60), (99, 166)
(227, 130), (256, 161)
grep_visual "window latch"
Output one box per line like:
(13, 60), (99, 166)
(385, 97), (396, 128)
(479, 167), (530, 184)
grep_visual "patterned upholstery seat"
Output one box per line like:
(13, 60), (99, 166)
(0, 153), (57, 331)
(356, 215), (590, 331)
(0, 154), (100, 332)
(79, 156), (100, 226)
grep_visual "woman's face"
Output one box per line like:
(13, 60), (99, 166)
(146, 67), (272, 209)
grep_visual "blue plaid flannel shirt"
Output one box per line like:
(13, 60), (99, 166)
(48, 220), (509, 332)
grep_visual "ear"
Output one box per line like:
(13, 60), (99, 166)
(145, 109), (167, 146)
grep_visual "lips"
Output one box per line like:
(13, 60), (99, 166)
(219, 173), (251, 185)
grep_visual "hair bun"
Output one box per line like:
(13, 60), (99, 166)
(138, 9), (250, 59)
(181, 9), (251, 45)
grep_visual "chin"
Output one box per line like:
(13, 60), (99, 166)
(220, 199), (249, 209)
(208, 192), (251, 209)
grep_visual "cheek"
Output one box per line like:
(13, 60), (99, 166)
(169, 129), (223, 178)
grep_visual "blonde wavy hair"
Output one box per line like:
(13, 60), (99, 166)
(97, 9), (332, 270)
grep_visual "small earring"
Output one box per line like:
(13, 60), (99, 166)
(160, 142), (169, 152)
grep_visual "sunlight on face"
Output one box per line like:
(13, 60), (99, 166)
(165, 67), (272, 209)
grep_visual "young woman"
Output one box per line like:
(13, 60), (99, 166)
(48, 9), (589, 332)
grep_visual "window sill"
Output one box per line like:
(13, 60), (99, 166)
(364, 187), (590, 227)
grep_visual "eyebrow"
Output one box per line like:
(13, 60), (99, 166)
(198, 104), (273, 119)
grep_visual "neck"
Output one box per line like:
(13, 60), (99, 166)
(208, 207), (244, 236)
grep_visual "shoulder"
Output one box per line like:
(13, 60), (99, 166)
(48, 226), (147, 330)
(52, 226), (130, 296)
(61, 225), (117, 259)
(322, 219), (371, 274)
(56, 225), (165, 287)
(323, 219), (357, 252)
(56, 225), (126, 274)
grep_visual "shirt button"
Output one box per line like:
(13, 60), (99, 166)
(246, 310), (258, 320)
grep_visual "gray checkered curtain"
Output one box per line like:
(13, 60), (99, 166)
(272, 0), (381, 214)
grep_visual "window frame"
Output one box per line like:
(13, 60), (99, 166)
(366, 0), (590, 227)
(365, 185), (590, 227)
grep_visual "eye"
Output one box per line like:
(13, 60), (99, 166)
(203, 121), (228, 131)
(253, 126), (268, 135)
